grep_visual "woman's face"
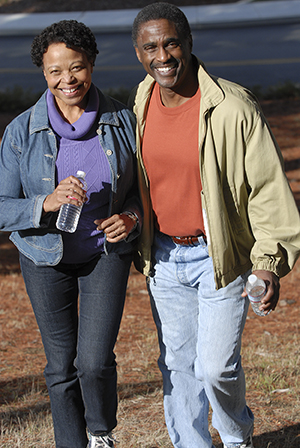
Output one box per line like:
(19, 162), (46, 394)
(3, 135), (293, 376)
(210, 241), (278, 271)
(43, 43), (93, 112)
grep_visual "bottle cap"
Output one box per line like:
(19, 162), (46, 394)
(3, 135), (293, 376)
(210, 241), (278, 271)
(76, 170), (86, 179)
(248, 274), (257, 285)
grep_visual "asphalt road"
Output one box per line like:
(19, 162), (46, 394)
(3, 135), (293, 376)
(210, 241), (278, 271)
(0, 21), (299, 94)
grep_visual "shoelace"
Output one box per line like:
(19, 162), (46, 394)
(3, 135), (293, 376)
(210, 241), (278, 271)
(224, 437), (253, 448)
(92, 433), (115, 448)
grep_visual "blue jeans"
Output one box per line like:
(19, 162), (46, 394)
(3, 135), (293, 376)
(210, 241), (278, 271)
(148, 231), (254, 448)
(20, 251), (132, 448)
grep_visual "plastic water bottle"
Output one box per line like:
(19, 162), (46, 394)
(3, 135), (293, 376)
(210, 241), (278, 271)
(246, 274), (266, 317)
(56, 170), (87, 233)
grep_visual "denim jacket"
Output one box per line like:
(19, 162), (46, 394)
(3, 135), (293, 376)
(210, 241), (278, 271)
(0, 87), (142, 265)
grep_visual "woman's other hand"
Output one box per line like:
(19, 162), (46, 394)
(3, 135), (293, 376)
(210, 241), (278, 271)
(43, 176), (87, 213)
(94, 213), (137, 243)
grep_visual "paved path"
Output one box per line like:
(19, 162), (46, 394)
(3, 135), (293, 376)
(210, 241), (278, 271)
(0, 0), (300, 35)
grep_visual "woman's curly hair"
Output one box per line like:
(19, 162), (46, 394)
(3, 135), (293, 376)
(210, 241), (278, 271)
(31, 20), (99, 67)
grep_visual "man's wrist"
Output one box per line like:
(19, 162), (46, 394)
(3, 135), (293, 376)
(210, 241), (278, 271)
(121, 211), (139, 231)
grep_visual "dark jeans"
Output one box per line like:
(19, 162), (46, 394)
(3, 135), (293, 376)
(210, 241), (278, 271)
(20, 251), (132, 448)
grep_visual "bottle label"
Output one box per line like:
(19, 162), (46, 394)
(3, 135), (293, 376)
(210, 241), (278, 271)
(248, 295), (263, 304)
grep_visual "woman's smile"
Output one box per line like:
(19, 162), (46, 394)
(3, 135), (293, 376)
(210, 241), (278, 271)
(43, 43), (93, 120)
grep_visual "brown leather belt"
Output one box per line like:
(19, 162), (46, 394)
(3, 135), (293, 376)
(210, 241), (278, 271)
(171, 233), (206, 246)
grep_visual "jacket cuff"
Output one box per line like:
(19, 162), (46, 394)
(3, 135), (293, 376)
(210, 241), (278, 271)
(251, 260), (281, 278)
(33, 194), (48, 228)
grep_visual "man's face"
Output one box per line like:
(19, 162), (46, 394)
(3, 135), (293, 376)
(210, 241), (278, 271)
(134, 19), (192, 91)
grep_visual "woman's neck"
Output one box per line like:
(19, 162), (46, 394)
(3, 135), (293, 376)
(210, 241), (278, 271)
(55, 96), (88, 124)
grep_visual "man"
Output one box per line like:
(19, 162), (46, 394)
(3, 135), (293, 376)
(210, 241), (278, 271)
(130, 3), (300, 448)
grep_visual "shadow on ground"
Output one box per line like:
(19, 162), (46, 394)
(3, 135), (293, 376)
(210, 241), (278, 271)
(0, 374), (47, 406)
(214, 424), (300, 448)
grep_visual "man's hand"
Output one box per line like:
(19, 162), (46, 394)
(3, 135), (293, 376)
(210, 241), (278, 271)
(242, 270), (280, 314)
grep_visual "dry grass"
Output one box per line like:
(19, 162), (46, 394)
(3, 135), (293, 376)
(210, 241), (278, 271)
(0, 259), (299, 448)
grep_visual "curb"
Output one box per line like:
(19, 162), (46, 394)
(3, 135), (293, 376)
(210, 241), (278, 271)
(0, 1), (300, 36)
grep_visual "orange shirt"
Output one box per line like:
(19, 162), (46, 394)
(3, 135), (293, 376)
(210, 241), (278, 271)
(142, 83), (204, 237)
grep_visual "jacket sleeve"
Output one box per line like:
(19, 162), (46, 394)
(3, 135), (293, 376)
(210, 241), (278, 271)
(244, 109), (300, 278)
(0, 124), (47, 232)
(120, 108), (143, 242)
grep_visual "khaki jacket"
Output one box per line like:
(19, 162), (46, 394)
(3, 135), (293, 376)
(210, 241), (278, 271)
(132, 59), (300, 289)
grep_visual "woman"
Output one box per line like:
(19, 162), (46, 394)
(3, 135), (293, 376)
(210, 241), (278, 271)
(0, 20), (142, 448)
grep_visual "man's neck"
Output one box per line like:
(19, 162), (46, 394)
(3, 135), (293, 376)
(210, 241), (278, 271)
(159, 66), (198, 108)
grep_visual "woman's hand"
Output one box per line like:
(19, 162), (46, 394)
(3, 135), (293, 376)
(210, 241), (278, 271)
(94, 213), (137, 243)
(43, 176), (87, 213)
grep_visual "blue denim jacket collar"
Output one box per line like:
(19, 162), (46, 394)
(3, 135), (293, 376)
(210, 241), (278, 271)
(98, 91), (120, 128)
(29, 94), (51, 135)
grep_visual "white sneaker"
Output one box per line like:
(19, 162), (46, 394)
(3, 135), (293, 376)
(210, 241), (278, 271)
(224, 435), (253, 448)
(87, 432), (115, 448)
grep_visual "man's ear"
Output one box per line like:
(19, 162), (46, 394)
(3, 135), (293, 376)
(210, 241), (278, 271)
(134, 46), (142, 63)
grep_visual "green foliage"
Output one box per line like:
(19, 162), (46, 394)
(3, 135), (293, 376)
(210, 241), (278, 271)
(264, 81), (300, 100)
(0, 86), (42, 113)
(251, 81), (300, 100)
(0, 82), (299, 114)
(104, 87), (131, 105)
(0, 86), (133, 113)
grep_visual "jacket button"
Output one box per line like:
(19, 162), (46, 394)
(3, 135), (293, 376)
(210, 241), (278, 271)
(106, 150), (113, 156)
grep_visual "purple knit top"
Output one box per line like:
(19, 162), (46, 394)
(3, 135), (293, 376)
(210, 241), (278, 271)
(47, 84), (111, 263)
